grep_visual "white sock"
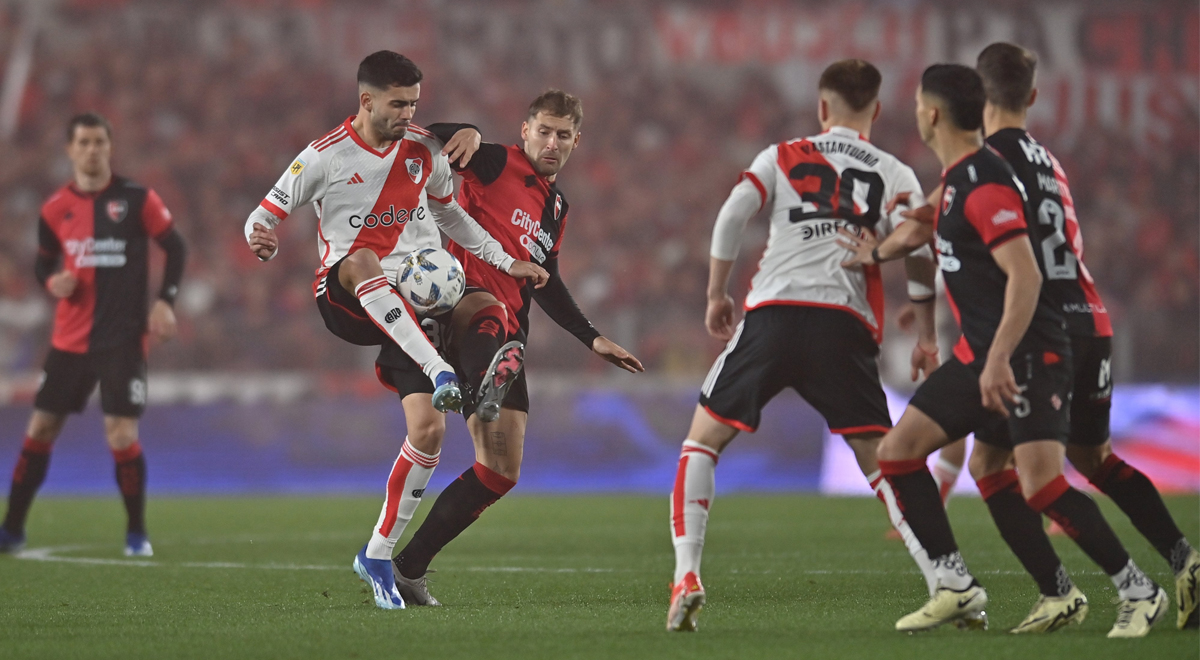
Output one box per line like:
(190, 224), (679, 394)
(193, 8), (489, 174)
(671, 440), (717, 583)
(869, 469), (938, 596)
(931, 551), (974, 591)
(355, 276), (453, 381)
(932, 457), (962, 505)
(365, 437), (439, 560)
(1112, 559), (1157, 600)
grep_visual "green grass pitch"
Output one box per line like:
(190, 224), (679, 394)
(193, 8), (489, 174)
(1, 494), (1196, 659)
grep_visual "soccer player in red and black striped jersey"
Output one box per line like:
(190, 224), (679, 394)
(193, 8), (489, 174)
(0, 113), (186, 557)
(974, 42), (1198, 631)
(860, 65), (1165, 636)
(385, 90), (643, 604)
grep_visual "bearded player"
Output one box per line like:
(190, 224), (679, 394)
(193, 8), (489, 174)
(665, 60), (945, 632)
(244, 51), (547, 609)
(383, 89), (643, 605)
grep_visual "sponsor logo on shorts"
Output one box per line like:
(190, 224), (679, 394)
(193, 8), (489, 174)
(106, 199), (128, 223)
(384, 308), (403, 323)
(289, 158), (306, 175)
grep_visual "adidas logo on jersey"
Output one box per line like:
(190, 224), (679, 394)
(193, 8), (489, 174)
(347, 173), (364, 185)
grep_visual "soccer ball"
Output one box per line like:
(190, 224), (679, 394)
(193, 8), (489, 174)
(395, 247), (466, 315)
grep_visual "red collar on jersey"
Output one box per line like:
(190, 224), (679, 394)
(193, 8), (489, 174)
(343, 116), (399, 158)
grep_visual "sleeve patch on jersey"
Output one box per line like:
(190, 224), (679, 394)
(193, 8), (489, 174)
(990, 208), (1021, 226)
(289, 158), (307, 176)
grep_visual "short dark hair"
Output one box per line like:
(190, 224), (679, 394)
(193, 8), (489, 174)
(66, 112), (112, 142)
(818, 59), (882, 112)
(357, 50), (423, 89)
(527, 89), (583, 130)
(976, 42), (1038, 112)
(920, 64), (986, 132)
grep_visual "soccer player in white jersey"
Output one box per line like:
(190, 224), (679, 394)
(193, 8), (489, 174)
(667, 60), (944, 632)
(244, 51), (547, 610)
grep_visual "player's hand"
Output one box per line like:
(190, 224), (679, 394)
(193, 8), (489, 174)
(46, 270), (77, 299)
(592, 336), (644, 373)
(887, 190), (937, 225)
(911, 341), (940, 382)
(979, 355), (1020, 417)
(148, 299), (178, 343)
(837, 227), (879, 267)
(507, 260), (549, 288)
(248, 223), (278, 261)
(705, 294), (737, 341)
(443, 128), (482, 168)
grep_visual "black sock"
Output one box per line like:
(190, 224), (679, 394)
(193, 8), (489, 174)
(3, 438), (52, 535)
(459, 305), (506, 398)
(978, 470), (1073, 597)
(394, 463), (514, 579)
(114, 444), (147, 535)
(1090, 454), (1189, 571)
(1029, 475), (1129, 576)
(880, 459), (958, 559)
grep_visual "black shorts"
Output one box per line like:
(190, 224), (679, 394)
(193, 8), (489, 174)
(315, 257), (390, 346)
(1068, 335), (1113, 447)
(908, 350), (1072, 448)
(34, 342), (147, 417)
(375, 294), (530, 417)
(698, 305), (891, 435)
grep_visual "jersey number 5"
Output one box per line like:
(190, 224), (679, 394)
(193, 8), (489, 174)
(786, 164), (884, 228)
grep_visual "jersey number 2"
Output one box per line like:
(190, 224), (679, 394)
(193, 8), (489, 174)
(1037, 199), (1078, 280)
(786, 164), (883, 228)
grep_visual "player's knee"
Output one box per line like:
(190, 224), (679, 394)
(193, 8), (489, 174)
(407, 418), (445, 454)
(1065, 442), (1108, 480)
(26, 412), (65, 444)
(103, 419), (139, 451)
(339, 249), (382, 288)
(967, 447), (1005, 481)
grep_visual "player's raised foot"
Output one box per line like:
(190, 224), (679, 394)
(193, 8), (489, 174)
(1009, 587), (1088, 634)
(124, 532), (153, 557)
(391, 562), (441, 607)
(0, 527), (25, 554)
(895, 581), (988, 632)
(1108, 585), (1167, 638)
(666, 572), (705, 632)
(431, 372), (463, 414)
(476, 341), (524, 423)
(352, 545), (405, 610)
(1176, 547), (1200, 629)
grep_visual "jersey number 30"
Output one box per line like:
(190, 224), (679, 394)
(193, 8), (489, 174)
(786, 164), (884, 228)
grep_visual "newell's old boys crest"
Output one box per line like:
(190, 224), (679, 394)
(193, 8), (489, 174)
(106, 199), (129, 223)
(405, 158), (423, 184)
(941, 186), (956, 215)
(554, 194), (563, 220)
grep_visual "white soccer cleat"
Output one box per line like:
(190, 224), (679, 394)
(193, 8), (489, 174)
(391, 561), (441, 607)
(1108, 585), (1167, 638)
(1009, 587), (1088, 633)
(667, 572), (706, 632)
(1176, 547), (1199, 629)
(124, 533), (153, 557)
(895, 581), (988, 632)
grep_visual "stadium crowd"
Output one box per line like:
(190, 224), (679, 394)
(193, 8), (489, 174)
(0, 1), (1194, 385)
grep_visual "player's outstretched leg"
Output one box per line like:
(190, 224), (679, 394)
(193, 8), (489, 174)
(970, 455), (1087, 633)
(1, 437), (54, 553)
(1021, 469), (1166, 638)
(1071, 445), (1199, 629)
(668, 440), (717, 632)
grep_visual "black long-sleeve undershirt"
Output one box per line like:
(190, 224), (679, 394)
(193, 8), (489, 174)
(33, 218), (61, 288)
(532, 255), (601, 348)
(154, 226), (186, 305)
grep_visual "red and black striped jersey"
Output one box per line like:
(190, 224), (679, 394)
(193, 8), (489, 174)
(986, 128), (1111, 338)
(37, 177), (175, 353)
(934, 147), (1069, 367)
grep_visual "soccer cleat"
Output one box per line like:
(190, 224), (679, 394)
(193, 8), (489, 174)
(954, 610), (989, 631)
(352, 545), (405, 610)
(666, 572), (706, 632)
(124, 532), (153, 557)
(431, 372), (463, 414)
(895, 581), (988, 632)
(475, 341), (524, 423)
(1108, 585), (1167, 638)
(1009, 587), (1088, 633)
(1177, 547), (1200, 629)
(0, 527), (25, 554)
(391, 562), (441, 607)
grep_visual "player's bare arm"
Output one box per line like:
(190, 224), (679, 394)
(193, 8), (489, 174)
(980, 237), (1043, 415)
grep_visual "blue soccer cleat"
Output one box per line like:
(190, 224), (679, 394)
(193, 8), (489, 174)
(431, 372), (463, 414)
(0, 527), (25, 554)
(125, 532), (153, 557)
(353, 545), (405, 610)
